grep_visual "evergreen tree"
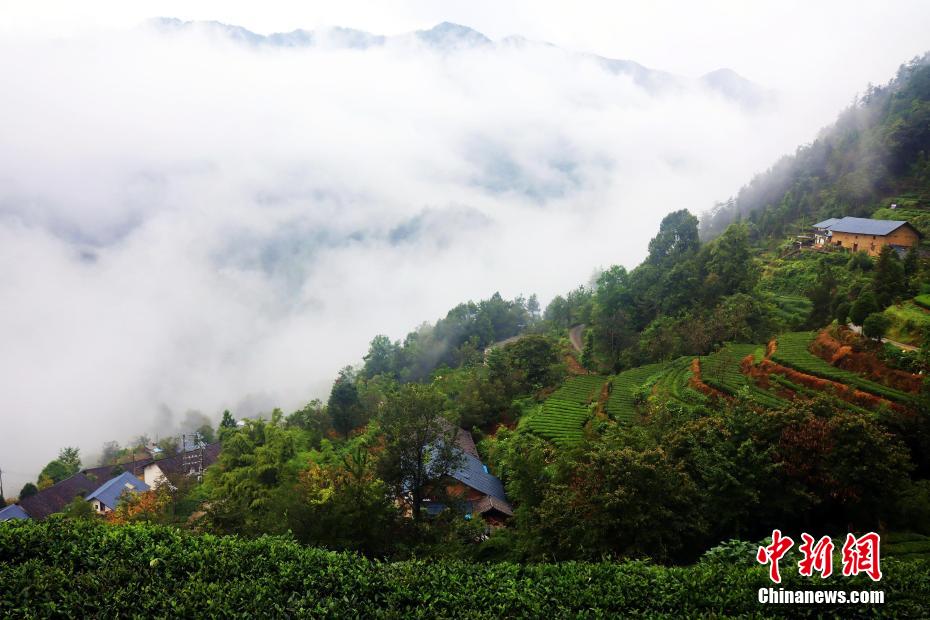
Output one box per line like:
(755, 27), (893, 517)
(377, 384), (461, 522)
(850, 291), (879, 326)
(873, 245), (905, 307)
(328, 367), (362, 439)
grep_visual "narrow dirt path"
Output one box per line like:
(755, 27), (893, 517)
(569, 324), (585, 353)
(847, 323), (919, 352)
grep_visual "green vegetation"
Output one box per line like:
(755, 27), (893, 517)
(4, 519), (925, 618)
(883, 301), (930, 345)
(702, 55), (930, 239)
(606, 363), (667, 422)
(652, 356), (706, 409)
(700, 344), (786, 408)
(766, 375), (874, 415)
(768, 293), (813, 329)
(914, 294), (930, 310)
(524, 375), (606, 446)
(771, 332), (913, 403)
(885, 532), (930, 562)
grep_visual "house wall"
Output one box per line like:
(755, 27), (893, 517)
(830, 226), (919, 256)
(143, 464), (167, 488)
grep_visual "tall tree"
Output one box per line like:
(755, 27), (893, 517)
(873, 245), (906, 307)
(806, 260), (838, 328)
(18, 483), (38, 499)
(647, 209), (700, 265)
(328, 367), (363, 439)
(362, 335), (398, 379)
(703, 222), (757, 300)
(57, 447), (81, 475)
(377, 384), (462, 522)
(99, 441), (121, 466)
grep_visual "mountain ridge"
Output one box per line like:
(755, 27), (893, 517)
(145, 17), (771, 107)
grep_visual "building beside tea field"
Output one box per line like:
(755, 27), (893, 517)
(813, 216), (921, 256)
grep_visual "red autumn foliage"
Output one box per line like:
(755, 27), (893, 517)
(811, 330), (921, 393)
(757, 359), (908, 413)
(689, 358), (722, 399)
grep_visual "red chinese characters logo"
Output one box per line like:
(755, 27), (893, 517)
(798, 533), (834, 578)
(756, 529), (794, 583)
(841, 532), (882, 581)
(757, 530), (882, 582)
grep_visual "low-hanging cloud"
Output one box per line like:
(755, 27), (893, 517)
(0, 20), (838, 490)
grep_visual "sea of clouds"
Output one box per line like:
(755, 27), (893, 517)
(0, 21), (833, 488)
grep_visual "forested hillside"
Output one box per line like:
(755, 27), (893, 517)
(701, 53), (930, 240)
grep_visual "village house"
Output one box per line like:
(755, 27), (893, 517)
(0, 465), (149, 521)
(143, 441), (221, 488)
(420, 425), (514, 524)
(0, 504), (30, 522)
(812, 216), (921, 257)
(1, 439), (220, 521)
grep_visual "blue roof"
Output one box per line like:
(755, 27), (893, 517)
(824, 217), (910, 236)
(0, 504), (30, 521)
(813, 218), (841, 229)
(85, 472), (149, 509)
(448, 452), (508, 502)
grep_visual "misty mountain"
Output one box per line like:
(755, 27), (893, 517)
(146, 18), (770, 108)
(701, 53), (930, 239)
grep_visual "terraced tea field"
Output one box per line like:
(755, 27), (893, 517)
(700, 344), (786, 408)
(770, 294), (813, 329)
(767, 374), (873, 414)
(606, 363), (668, 423)
(771, 332), (913, 403)
(651, 356), (706, 408)
(524, 375), (607, 447)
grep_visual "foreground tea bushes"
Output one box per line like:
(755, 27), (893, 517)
(2, 519), (928, 618)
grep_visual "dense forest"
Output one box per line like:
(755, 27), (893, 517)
(6, 49), (930, 617)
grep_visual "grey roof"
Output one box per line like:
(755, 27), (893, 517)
(449, 452), (508, 502)
(0, 504), (30, 521)
(85, 472), (149, 510)
(824, 217), (910, 236)
(474, 495), (514, 517)
(145, 442), (221, 478)
(813, 218), (841, 229)
(17, 465), (115, 520)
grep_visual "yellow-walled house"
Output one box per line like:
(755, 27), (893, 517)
(813, 217), (921, 256)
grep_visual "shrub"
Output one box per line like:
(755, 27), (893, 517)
(1, 518), (927, 618)
(863, 313), (891, 340)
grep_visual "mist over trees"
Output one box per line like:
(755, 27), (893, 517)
(702, 54), (930, 240)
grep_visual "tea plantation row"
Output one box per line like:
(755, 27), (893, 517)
(1, 519), (927, 618)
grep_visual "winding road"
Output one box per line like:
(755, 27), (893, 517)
(846, 323), (918, 352)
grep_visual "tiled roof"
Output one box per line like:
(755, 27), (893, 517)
(0, 504), (30, 521)
(454, 427), (480, 458)
(17, 465), (114, 520)
(813, 218), (841, 229)
(473, 495), (514, 517)
(449, 452), (508, 502)
(824, 217), (910, 236)
(145, 442), (221, 477)
(86, 472), (149, 510)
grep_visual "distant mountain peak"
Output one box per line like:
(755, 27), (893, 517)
(142, 18), (769, 106)
(414, 22), (492, 50)
(699, 68), (773, 109)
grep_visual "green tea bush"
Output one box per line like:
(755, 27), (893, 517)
(1, 519), (926, 618)
(772, 332), (913, 403)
